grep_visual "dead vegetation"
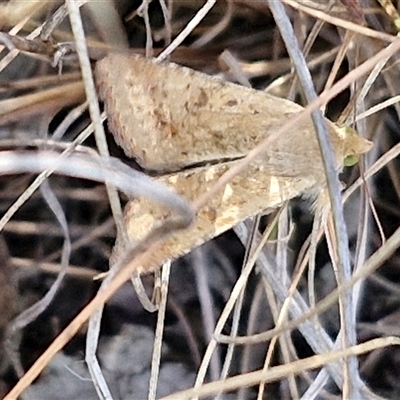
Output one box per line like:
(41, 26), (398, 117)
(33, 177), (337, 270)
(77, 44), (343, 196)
(1, 0), (400, 399)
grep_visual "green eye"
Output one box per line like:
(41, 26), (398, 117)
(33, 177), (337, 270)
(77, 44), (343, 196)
(344, 154), (359, 167)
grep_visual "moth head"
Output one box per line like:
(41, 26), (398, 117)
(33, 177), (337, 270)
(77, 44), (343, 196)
(336, 126), (373, 167)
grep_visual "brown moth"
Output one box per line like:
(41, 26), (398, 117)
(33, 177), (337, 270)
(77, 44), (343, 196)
(95, 54), (372, 273)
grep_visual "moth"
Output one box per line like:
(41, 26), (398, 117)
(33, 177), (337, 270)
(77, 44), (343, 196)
(95, 53), (372, 273)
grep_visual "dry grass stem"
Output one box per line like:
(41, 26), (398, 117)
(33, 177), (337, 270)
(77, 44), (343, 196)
(1, 1), (400, 399)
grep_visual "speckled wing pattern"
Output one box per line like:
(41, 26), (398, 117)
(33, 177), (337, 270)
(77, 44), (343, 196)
(95, 54), (372, 272)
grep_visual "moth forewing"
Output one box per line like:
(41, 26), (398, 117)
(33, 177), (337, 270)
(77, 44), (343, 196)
(122, 160), (319, 273)
(95, 53), (369, 173)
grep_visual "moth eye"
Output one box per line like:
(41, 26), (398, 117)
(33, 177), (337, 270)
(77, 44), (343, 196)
(337, 125), (356, 139)
(344, 154), (359, 167)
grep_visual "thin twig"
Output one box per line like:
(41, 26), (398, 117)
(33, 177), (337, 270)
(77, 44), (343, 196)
(157, 0), (217, 61)
(148, 261), (171, 400)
